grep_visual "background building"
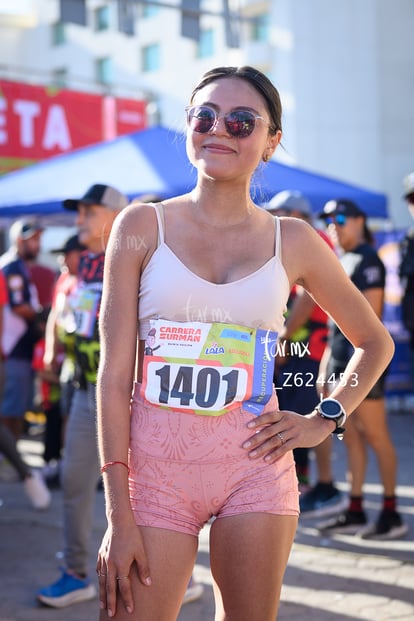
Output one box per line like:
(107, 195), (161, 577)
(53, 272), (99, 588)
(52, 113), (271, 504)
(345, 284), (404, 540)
(0, 0), (413, 227)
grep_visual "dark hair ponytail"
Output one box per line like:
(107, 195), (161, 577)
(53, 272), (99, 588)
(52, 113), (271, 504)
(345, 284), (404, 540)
(363, 221), (374, 245)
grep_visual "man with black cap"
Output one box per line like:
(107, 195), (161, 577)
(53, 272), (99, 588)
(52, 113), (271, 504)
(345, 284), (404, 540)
(38, 185), (129, 608)
(298, 199), (374, 518)
(399, 172), (414, 391)
(0, 218), (44, 440)
(313, 198), (407, 540)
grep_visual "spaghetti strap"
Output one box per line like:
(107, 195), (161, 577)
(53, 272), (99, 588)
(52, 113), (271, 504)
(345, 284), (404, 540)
(152, 202), (165, 246)
(274, 216), (282, 261)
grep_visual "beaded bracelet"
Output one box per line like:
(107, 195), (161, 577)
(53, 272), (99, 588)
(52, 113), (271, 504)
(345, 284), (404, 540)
(100, 461), (130, 475)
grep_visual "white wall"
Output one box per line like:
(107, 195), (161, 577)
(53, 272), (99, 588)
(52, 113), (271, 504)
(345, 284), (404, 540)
(269, 0), (414, 228)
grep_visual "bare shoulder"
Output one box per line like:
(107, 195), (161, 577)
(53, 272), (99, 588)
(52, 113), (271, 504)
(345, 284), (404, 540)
(279, 214), (321, 252)
(279, 217), (337, 285)
(113, 201), (158, 235)
(279, 216), (319, 243)
(108, 202), (160, 260)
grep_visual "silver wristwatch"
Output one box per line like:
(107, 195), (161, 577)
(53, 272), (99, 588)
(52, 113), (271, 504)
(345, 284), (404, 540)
(316, 398), (347, 439)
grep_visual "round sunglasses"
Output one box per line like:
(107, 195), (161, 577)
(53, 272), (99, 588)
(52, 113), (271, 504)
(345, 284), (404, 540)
(185, 105), (267, 139)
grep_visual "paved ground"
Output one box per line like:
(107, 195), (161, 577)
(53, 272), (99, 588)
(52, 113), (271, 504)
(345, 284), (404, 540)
(0, 397), (413, 620)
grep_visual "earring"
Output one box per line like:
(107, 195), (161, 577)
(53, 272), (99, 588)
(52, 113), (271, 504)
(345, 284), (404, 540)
(263, 152), (270, 162)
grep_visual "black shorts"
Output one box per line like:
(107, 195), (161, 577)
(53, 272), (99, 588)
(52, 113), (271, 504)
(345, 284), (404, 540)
(274, 357), (321, 414)
(326, 360), (387, 401)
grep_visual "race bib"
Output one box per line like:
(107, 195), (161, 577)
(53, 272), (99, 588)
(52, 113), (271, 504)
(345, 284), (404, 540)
(142, 319), (277, 416)
(71, 287), (101, 338)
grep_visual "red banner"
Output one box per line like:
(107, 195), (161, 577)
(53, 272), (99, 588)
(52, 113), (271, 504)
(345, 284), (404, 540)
(0, 80), (148, 174)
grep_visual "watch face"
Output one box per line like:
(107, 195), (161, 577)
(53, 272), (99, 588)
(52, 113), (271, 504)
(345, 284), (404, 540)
(321, 400), (342, 418)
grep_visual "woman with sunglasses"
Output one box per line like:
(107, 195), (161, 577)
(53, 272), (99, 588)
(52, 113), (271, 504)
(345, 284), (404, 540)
(95, 67), (394, 620)
(316, 199), (407, 540)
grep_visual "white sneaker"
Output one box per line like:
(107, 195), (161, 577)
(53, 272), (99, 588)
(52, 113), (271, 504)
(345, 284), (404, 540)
(182, 576), (204, 605)
(24, 470), (51, 510)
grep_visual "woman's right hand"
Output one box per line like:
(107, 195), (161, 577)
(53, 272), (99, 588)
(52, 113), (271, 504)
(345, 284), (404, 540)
(96, 519), (152, 617)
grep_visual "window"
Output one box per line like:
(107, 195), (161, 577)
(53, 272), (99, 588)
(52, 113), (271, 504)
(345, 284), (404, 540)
(143, 1), (160, 18)
(60, 0), (86, 25)
(95, 5), (110, 31)
(251, 13), (269, 42)
(118, 0), (135, 35)
(96, 57), (113, 84)
(197, 29), (214, 58)
(52, 68), (68, 88)
(52, 21), (66, 45)
(142, 44), (160, 72)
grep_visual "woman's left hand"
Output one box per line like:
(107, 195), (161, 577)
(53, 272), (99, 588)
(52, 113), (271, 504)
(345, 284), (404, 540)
(242, 408), (334, 463)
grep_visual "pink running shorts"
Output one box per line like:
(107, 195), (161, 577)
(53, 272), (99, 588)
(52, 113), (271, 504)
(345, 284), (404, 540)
(128, 383), (299, 536)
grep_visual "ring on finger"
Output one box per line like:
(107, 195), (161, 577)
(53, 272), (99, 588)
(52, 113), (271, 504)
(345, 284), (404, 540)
(277, 432), (285, 445)
(116, 576), (129, 581)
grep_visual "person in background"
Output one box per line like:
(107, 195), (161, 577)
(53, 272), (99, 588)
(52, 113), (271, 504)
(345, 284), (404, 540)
(0, 219), (44, 441)
(37, 185), (129, 609)
(0, 267), (50, 509)
(264, 191), (343, 510)
(29, 262), (56, 311)
(316, 199), (407, 540)
(42, 233), (86, 485)
(95, 66), (393, 620)
(399, 171), (414, 396)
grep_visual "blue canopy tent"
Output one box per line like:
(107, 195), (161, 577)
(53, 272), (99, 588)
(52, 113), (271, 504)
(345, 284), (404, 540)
(0, 126), (388, 224)
(254, 161), (388, 220)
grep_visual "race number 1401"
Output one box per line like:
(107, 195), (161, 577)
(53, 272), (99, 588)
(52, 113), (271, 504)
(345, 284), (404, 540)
(145, 362), (248, 411)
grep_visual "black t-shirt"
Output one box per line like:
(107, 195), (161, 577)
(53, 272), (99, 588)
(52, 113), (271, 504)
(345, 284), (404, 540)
(399, 227), (414, 287)
(329, 243), (386, 366)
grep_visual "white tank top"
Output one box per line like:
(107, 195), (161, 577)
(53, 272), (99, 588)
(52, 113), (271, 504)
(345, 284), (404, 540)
(138, 204), (290, 339)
